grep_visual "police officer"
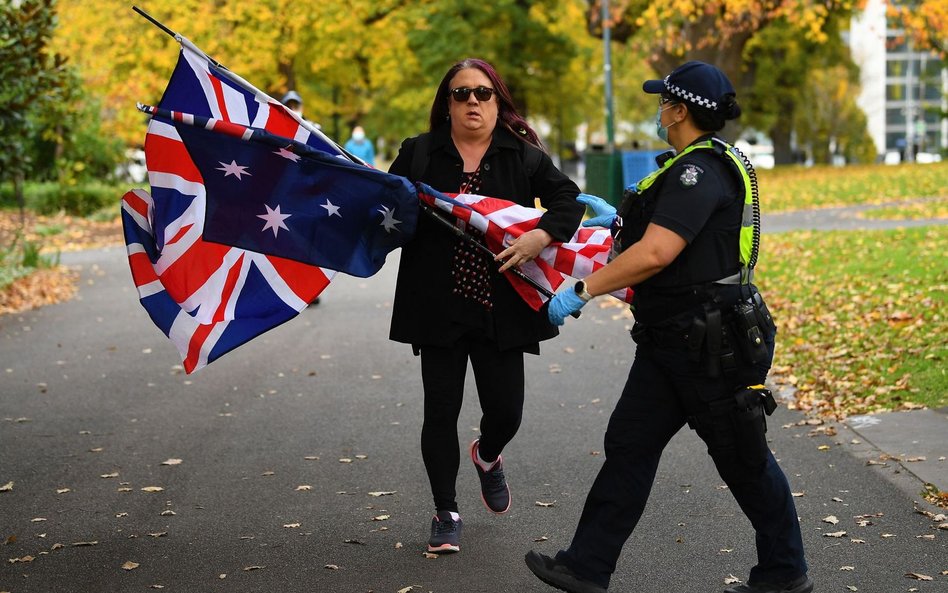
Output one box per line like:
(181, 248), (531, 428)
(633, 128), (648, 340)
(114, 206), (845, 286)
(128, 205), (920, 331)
(524, 61), (812, 593)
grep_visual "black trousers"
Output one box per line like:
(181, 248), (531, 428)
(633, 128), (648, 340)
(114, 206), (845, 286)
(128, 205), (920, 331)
(419, 334), (525, 512)
(557, 330), (807, 588)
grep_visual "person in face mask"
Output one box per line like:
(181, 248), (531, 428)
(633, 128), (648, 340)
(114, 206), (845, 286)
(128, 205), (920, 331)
(526, 61), (812, 593)
(344, 125), (376, 166)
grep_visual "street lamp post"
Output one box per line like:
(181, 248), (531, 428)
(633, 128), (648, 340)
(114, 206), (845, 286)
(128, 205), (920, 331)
(602, 0), (618, 201)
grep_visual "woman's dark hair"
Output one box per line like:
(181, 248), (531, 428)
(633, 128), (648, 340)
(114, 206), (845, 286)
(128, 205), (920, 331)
(429, 58), (544, 150)
(663, 91), (742, 133)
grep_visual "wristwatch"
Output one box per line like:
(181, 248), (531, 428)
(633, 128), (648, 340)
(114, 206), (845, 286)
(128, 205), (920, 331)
(574, 280), (593, 302)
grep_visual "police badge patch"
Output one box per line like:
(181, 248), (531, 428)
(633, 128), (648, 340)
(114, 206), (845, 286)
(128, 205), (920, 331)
(679, 164), (704, 187)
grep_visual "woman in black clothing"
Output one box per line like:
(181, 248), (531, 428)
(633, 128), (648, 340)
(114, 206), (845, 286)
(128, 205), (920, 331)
(388, 58), (583, 554)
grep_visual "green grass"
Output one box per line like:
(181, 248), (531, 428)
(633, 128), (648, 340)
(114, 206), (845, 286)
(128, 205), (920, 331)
(0, 234), (59, 291)
(757, 226), (947, 417)
(858, 197), (948, 220)
(759, 162), (948, 213)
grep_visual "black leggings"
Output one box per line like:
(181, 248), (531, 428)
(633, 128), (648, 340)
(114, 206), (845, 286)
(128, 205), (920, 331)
(419, 336), (525, 512)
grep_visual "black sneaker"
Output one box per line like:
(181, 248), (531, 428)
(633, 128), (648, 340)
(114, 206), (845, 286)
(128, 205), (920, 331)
(724, 574), (814, 593)
(470, 439), (511, 514)
(524, 550), (607, 593)
(427, 511), (462, 554)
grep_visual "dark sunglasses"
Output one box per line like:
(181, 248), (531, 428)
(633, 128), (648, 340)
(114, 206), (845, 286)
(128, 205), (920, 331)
(450, 86), (495, 102)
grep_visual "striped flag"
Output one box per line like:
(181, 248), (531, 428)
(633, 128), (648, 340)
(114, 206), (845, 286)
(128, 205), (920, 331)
(417, 186), (634, 309)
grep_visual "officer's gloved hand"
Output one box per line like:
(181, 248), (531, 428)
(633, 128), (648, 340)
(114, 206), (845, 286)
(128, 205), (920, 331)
(547, 289), (587, 326)
(577, 193), (616, 228)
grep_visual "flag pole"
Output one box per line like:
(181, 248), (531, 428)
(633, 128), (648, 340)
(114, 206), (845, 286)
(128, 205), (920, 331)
(418, 203), (579, 318)
(130, 6), (350, 160)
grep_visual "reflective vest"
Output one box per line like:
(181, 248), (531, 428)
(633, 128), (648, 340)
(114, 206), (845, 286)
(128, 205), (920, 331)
(613, 137), (759, 284)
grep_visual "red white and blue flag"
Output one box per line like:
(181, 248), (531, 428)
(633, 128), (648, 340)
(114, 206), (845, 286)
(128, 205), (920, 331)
(418, 190), (634, 309)
(121, 41), (386, 373)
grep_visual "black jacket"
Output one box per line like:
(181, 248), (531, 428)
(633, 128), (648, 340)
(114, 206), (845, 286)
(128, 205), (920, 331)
(388, 124), (583, 352)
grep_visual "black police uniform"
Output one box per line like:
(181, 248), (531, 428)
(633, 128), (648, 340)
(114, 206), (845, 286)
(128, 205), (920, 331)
(554, 136), (808, 589)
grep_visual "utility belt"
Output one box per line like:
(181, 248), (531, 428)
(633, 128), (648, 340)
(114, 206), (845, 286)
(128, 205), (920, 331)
(630, 289), (776, 378)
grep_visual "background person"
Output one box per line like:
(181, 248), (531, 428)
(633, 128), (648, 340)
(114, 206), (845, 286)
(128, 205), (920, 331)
(344, 125), (376, 166)
(525, 61), (812, 593)
(388, 58), (583, 555)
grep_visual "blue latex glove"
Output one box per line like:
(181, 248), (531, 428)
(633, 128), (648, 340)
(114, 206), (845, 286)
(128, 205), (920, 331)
(577, 193), (616, 228)
(547, 288), (587, 326)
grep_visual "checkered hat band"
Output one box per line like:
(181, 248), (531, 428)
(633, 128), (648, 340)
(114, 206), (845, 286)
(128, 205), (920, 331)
(664, 76), (718, 110)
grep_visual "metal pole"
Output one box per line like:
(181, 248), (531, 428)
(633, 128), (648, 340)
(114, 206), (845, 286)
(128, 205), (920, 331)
(904, 41), (915, 163)
(602, 0), (618, 201)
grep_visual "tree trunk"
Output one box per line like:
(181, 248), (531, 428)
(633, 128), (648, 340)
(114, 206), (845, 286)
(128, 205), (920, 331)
(770, 121), (794, 166)
(14, 172), (25, 226)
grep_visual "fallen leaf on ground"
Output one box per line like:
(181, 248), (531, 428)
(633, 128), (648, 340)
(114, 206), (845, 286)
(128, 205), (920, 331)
(0, 482), (12, 492)
(534, 536), (549, 542)
(372, 515), (390, 521)
(823, 531), (847, 538)
(56, 488), (70, 494)
(160, 459), (182, 466)
(283, 523), (301, 529)
(296, 485), (312, 491)
(724, 575), (741, 585)
(140, 486), (164, 492)
(100, 472), (119, 478)
(122, 561), (139, 570)
(368, 491), (396, 497)
(535, 501), (556, 507)
(904, 573), (933, 581)
(822, 516), (839, 525)
(243, 565), (265, 571)
(840, 566), (855, 571)
(339, 458), (353, 463)
(423, 552), (438, 559)
(147, 532), (167, 538)
(324, 564), (340, 570)
(9, 556), (34, 563)
(72, 541), (98, 546)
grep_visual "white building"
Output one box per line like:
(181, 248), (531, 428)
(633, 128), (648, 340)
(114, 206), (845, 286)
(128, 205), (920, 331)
(850, 0), (947, 162)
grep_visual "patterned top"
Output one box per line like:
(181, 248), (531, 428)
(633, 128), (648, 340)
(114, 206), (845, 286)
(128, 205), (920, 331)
(452, 168), (492, 309)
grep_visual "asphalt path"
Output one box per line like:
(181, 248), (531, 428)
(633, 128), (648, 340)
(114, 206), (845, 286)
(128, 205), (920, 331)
(1, 246), (945, 593)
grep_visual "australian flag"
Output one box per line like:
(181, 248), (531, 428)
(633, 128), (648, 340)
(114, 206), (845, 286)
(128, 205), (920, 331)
(121, 40), (416, 373)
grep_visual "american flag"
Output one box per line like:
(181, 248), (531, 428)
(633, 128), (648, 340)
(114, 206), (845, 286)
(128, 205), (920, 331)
(122, 40), (346, 373)
(417, 187), (634, 309)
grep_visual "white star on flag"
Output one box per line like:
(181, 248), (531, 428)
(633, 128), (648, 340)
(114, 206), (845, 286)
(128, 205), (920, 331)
(378, 206), (402, 233)
(257, 204), (291, 237)
(273, 147), (301, 162)
(321, 199), (341, 217)
(217, 160), (251, 180)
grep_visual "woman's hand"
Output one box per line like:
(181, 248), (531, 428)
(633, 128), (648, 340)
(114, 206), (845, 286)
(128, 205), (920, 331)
(496, 228), (552, 272)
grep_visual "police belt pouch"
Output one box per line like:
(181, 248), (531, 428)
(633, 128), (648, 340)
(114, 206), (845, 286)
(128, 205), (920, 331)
(731, 293), (776, 364)
(732, 385), (777, 467)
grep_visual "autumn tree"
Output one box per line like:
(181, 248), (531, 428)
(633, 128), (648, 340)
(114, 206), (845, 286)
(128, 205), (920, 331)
(889, 0), (947, 57)
(583, 0), (859, 148)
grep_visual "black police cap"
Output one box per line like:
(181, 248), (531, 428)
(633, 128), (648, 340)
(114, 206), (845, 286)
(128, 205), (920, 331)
(643, 61), (736, 113)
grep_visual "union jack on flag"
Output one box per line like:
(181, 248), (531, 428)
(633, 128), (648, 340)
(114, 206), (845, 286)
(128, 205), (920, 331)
(122, 39), (344, 374)
(417, 189), (634, 309)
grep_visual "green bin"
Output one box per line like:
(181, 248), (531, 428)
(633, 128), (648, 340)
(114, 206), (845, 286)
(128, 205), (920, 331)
(583, 152), (624, 206)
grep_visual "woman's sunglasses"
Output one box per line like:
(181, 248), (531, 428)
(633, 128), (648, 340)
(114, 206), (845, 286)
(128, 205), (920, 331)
(450, 86), (495, 102)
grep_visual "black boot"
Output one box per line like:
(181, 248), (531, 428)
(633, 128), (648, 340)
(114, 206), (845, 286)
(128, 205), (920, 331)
(524, 550), (607, 593)
(724, 574), (813, 593)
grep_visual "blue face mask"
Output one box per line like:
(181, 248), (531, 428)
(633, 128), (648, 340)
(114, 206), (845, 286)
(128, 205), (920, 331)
(655, 105), (677, 143)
